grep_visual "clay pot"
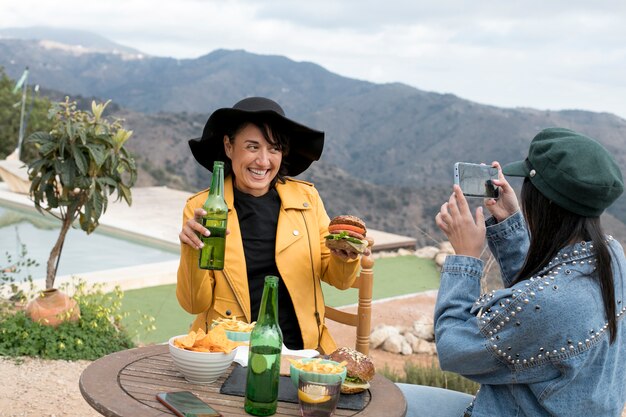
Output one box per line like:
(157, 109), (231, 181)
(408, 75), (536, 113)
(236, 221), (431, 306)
(26, 289), (81, 327)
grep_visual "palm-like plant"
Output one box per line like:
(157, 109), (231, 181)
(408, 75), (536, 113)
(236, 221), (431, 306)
(26, 97), (137, 289)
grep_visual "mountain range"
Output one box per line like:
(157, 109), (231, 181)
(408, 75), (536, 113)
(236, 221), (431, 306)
(2, 27), (626, 246)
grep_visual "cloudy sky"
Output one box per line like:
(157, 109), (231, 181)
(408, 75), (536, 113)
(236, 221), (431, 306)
(3, 0), (626, 119)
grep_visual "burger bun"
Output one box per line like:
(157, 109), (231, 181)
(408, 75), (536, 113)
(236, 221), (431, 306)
(328, 347), (375, 394)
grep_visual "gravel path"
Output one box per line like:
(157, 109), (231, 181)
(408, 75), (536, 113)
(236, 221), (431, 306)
(0, 357), (100, 417)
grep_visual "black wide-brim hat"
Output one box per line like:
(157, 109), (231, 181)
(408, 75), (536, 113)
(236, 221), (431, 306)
(189, 97), (324, 176)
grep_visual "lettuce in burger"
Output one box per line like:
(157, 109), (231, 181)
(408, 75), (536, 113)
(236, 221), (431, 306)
(325, 215), (368, 254)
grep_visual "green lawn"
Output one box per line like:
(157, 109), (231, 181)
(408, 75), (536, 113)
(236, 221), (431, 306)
(120, 256), (440, 345)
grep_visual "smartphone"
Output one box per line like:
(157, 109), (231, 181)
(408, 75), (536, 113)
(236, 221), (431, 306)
(156, 391), (222, 417)
(454, 162), (499, 198)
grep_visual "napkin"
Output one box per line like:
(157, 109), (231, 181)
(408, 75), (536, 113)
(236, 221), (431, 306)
(233, 345), (319, 367)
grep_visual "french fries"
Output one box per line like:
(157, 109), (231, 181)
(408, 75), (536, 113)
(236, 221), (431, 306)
(212, 316), (256, 332)
(289, 358), (347, 374)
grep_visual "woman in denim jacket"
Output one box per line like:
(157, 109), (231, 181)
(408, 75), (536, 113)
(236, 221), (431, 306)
(398, 128), (626, 416)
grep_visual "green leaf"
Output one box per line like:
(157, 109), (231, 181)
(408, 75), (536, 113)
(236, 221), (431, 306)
(71, 142), (88, 175)
(324, 231), (365, 244)
(97, 177), (117, 187)
(27, 159), (46, 175)
(101, 192), (109, 214)
(29, 174), (42, 194)
(65, 119), (74, 140)
(44, 186), (58, 209)
(78, 212), (89, 232)
(26, 131), (52, 145)
(38, 140), (58, 157)
(91, 191), (104, 220)
(86, 144), (107, 168)
(58, 160), (71, 186)
(117, 183), (132, 205)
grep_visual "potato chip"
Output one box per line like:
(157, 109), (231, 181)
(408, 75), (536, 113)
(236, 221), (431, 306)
(194, 328), (207, 341)
(173, 326), (245, 353)
(175, 330), (198, 349)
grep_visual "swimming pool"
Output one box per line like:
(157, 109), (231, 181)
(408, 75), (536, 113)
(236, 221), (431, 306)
(0, 203), (179, 282)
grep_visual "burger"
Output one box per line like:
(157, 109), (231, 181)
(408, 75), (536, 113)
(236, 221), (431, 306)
(328, 347), (375, 394)
(324, 215), (368, 254)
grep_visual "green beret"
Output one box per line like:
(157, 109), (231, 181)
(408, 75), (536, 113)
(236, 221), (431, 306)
(502, 127), (624, 217)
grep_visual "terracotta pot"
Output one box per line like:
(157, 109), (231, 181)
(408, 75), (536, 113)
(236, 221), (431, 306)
(26, 288), (81, 327)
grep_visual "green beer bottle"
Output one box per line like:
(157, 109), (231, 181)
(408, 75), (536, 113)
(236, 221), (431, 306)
(244, 276), (283, 416)
(198, 161), (228, 270)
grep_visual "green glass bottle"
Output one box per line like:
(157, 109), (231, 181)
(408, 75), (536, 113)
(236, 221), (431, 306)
(244, 276), (283, 416)
(198, 161), (228, 270)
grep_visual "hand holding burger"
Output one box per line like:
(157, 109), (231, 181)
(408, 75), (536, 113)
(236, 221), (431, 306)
(325, 215), (369, 258)
(328, 347), (375, 394)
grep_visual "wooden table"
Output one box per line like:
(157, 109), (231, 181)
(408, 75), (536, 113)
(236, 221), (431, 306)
(80, 344), (407, 417)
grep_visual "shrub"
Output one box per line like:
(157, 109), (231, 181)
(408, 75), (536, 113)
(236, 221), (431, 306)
(0, 245), (37, 315)
(1, 249), (155, 360)
(380, 361), (479, 395)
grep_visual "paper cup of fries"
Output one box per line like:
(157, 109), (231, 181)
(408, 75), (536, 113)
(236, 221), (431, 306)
(168, 326), (241, 384)
(212, 317), (256, 342)
(289, 358), (347, 388)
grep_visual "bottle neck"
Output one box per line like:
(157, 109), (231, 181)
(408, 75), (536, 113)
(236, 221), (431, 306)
(257, 277), (279, 325)
(209, 165), (224, 197)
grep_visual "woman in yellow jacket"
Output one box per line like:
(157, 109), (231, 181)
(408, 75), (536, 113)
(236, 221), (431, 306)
(177, 97), (363, 353)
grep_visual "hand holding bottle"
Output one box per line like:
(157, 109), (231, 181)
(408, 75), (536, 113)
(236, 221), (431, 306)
(179, 208), (231, 250)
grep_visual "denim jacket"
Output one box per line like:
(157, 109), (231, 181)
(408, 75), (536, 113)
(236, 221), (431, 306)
(434, 211), (626, 417)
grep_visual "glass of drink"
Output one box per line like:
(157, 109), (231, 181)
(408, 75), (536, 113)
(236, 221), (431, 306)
(297, 374), (342, 417)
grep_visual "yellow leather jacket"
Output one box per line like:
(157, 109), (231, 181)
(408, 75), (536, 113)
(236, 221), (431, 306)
(176, 176), (359, 353)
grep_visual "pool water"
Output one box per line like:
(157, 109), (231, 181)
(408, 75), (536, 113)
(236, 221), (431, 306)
(0, 204), (179, 282)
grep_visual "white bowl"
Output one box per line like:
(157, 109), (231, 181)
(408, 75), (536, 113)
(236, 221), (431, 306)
(168, 335), (237, 384)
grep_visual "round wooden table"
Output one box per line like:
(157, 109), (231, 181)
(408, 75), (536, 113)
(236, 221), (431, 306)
(80, 344), (407, 417)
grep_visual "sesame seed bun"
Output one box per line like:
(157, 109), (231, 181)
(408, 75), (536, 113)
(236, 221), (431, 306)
(328, 347), (375, 394)
(329, 215), (367, 235)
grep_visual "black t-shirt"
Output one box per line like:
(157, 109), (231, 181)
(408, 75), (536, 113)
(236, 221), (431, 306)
(233, 187), (304, 349)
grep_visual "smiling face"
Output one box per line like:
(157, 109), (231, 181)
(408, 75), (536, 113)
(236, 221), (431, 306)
(223, 123), (283, 197)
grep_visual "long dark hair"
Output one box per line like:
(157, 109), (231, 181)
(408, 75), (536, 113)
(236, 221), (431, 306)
(221, 116), (291, 185)
(515, 179), (617, 343)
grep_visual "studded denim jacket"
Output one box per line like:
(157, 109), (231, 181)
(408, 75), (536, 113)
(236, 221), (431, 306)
(434, 211), (626, 417)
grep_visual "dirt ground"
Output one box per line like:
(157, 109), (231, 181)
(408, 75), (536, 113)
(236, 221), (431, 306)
(325, 291), (440, 374)
(2, 292), (625, 417)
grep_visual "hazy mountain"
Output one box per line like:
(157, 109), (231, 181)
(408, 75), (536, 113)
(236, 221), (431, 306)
(3, 31), (626, 246)
(0, 27), (143, 56)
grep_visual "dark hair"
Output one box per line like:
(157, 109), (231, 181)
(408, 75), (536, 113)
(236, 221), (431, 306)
(515, 179), (617, 343)
(221, 116), (291, 186)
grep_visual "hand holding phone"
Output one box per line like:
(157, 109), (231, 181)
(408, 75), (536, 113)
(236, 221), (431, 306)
(454, 162), (499, 199)
(156, 391), (222, 417)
